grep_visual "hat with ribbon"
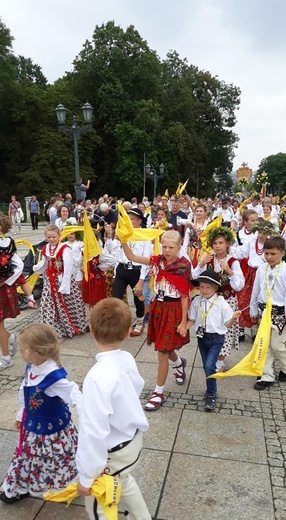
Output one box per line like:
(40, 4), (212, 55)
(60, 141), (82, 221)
(192, 268), (222, 289)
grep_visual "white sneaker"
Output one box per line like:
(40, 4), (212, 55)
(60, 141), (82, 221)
(8, 334), (18, 356)
(0, 357), (14, 371)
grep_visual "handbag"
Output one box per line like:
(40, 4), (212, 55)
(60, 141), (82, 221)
(16, 207), (24, 222)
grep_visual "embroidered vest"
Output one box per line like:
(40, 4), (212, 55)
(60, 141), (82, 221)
(207, 257), (237, 300)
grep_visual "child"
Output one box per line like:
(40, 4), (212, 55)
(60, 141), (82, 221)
(76, 298), (152, 520)
(122, 230), (192, 411)
(33, 224), (86, 338)
(0, 214), (23, 370)
(250, 236), (286, 390)
(66, 231), (84, 288)
(193, 226), (244, 372)
(181, 269), (241, 411)
(233, 220), (276, 341)
(0, 323), (81, 503)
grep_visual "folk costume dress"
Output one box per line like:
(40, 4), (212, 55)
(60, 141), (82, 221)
(2, 360), (81, 498)
(182, 219), (209, 268)
(82, 256), (107, 306)
(0, 236), (23, 322)
(147, 255), (192, 351)
(193, 255), (245, 356)
(34, 243), (86, 338)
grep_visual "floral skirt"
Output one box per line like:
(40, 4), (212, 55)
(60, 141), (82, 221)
(0, 284), (20, 322)
(147, 298), (190, 352)
(39, 276), (86, 338)
(2, 420), (78, 498)
(219, 295), (239, 357)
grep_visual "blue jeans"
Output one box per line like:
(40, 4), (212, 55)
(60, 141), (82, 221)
(197, 333), (225, 397)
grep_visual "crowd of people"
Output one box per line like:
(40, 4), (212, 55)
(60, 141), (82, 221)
(0, 187), (286, 518)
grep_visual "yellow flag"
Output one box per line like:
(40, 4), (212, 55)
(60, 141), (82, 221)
(209, 296), (272, 379)
(176, 182), (183, 196)
(178, 179), (189, 195)
(145, 205), (152, 214)
(60, 225), (84, 241)
(116, 204), (164, 243)
(44, 475), (121, 520)
(164, 189), (169, 198)
(199, 215), (223, 253)
(239, 198), (250, 214)
(83, 212), (102, 281)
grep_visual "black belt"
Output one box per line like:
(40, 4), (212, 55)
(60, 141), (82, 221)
(259, 303), (284, 314)
(108, 430), (138, 453)
(119, 263), (141, 270)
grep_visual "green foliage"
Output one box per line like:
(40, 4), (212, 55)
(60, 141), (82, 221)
(256, 153), (286, 195)
(0, 19), (241, 201)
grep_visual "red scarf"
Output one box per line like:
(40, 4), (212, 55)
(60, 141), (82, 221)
(151, 255), (192, 298)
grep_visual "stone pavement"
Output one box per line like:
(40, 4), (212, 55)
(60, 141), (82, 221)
(0, 225), (286, 519)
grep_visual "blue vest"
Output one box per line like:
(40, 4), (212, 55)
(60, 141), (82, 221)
(24, 366), (71, 435)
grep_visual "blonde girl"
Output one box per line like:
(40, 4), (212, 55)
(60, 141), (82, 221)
(0, 323), (81, 504)
(122, 230), (192, 411)
(33, 224), (86, 337)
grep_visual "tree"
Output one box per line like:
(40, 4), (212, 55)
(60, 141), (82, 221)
(256, 153), (286, 195)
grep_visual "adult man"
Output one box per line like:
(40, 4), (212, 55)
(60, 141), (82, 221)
(247, 194), (263, 217)
(94, 203), (117, 241)
(64, 193), (75, 217)
(28, 195), (40, 230)
(212, 196), (234, 227)
(8, 195), (23, 234)
(167, 198), (187, 238)
(79, 178), (90, 203)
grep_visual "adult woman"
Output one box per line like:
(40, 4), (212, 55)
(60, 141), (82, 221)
(182, 204), (209, 267)
(55, 205), (77, 231)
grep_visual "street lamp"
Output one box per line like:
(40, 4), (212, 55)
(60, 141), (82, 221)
(195, 169), (205, 198)
(55, 102), (93, 200)
(145, 163), (165, 199)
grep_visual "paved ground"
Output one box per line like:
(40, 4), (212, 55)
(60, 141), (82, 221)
(0, 225), (286, 519)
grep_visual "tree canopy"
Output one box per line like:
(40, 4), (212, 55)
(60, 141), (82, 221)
(0, 18), (241, 201)
(256, 153), (286, 196)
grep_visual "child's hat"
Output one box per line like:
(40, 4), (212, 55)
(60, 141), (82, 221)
(192, 268), (221, 289)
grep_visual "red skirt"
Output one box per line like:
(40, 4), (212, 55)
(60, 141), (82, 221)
(82, 269), (106, 306)
(147, 298), (190, 352)
(0, 284), (20, 321)
(237, 265), (257, 328)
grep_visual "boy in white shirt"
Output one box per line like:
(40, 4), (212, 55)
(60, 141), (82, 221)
(250, 236), (286, 390)
(179, 269), (241, 412)
(76, 297), (151, 520)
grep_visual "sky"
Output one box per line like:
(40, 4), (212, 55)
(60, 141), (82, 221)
(1, 0), (286, 173)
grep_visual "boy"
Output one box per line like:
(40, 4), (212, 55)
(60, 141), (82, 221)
(180, 269), (241, 411)
(250, 236), (286, 390)
(76, 298), (152, 520)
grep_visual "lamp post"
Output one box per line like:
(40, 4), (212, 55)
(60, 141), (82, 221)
(55, 102), (93, 200)
(145, 163), (164, 199)
(195, 169), (205, 198)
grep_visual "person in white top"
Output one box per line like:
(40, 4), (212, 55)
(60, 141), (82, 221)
(246, 194), (263, 217)
(54, 204), (77, 231)
(212, 197), (234, 228)
(76, 298), (151, 520)
(179, 269), (241, 412)
(250, 236), (286, 390)
(261, 202), (279, 230)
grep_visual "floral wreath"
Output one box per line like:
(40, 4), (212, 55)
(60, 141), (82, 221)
(250, 220), (276, 234)
(207, 225), (235, 247)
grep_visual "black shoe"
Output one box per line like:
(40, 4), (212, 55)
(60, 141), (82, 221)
(0, 492), (29, 504)
(254, 380), (274, 391)
(85, 324), (90, 333)
(239, 334), (245, 342)
(205, 395), (216, 411)
(251, 335), (256, 342)
(278, 371), (286, 382)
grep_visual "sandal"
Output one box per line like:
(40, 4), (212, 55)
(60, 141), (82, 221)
(144, 392), (166, 411)
(174, 357), (187, 385)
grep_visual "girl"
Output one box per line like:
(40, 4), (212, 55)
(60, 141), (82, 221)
(262, 203), (279, 230)
(0, 214), (23, 371)
(122, 230), (192, 410)
(33, 225), (86, 338)
(55, 204), (77, 231)
(182, 204), (209, 267)
(0, 323), (81, 503)
(66, 231), (84, 289)
(193, 226), (245, 372)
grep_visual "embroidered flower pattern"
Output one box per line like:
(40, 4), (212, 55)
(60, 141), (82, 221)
(28, 390), (44, 412)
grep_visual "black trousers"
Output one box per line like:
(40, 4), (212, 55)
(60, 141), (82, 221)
(112, 264), (144, 318)
(30, 213), (39, 229)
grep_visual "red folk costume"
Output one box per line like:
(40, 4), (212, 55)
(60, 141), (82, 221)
(0, 237), (21, 322)
(147, 255), (192, 351)
(82, 256), (106, 307)
(35, 243), (86, 338)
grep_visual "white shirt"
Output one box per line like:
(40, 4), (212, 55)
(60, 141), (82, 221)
(0, 237), (23, 286)
(16, 359), (82, 421)
(232, 234), (266, 268)
(116, 240), (152, 281)
(188, 294), (233, 334)
(212, 206), (234, 223)
(250, 262), (286, 316)
(192, 255), (245, 292)
(54, 217), (77, 231)
(246, 203), (263, 217)
(76, 350), (149, 488)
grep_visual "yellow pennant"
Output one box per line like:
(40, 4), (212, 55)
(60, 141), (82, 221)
(199, 214), (222, 253)
(209, 296), (272, 379)
(83, 212), (102, 281)
(178, 179), (189, 195)
(116, 204), (164, 243)
(239, 198), (250, 214)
